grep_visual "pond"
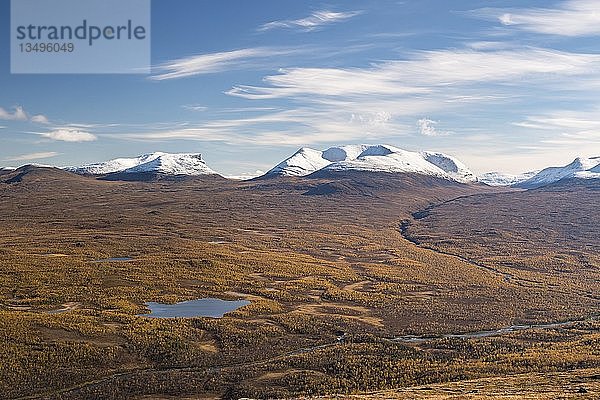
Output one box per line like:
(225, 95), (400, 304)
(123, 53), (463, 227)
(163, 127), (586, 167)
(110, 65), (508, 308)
(141, 298), (250, 319)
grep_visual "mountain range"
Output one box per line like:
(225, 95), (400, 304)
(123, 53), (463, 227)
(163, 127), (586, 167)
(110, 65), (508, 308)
(4, 145), (599, 189)
(265, 144), (477, 183)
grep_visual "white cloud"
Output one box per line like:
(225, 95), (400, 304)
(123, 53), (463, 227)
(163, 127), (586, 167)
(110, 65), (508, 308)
(258, 10), (361, 32)
(123, 46), (600, 149)
(31, 114), (50, 124)
(5, 151), (59, 161)
(215, 107), (279, 114)
(221, 47), (600, 144)
(0, 106), (28, 121)
(38, 128), (97, 142)
(150, 48), (296, 80)
(107, 107), (410, 146)
(417, 118), (450, 137)
(350, 111), (392, 126)
(182, 104), (208, 112)
(0, 105), (50, 124)
(476, 1), (600, 36)
(227, 48), (600, 100)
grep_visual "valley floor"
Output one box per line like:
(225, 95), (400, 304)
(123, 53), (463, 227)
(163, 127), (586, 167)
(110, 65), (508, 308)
(308, 368), (600, 400)
(0, 169), (598, 399)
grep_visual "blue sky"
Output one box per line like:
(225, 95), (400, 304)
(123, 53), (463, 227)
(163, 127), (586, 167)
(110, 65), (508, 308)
(1, 0), (599, 175)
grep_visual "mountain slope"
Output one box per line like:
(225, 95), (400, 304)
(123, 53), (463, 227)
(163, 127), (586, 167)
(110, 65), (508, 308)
(517, 156), (600, 188)
(0, 165), (97, 185)
(266, 147), (333, 177)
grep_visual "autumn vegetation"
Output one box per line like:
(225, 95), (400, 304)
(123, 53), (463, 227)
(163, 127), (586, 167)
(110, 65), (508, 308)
(0, 167), (597, 399)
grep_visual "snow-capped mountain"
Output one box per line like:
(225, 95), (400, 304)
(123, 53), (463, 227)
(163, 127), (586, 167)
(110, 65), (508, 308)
(66, 152), (219, 176)
(120, 153), (217, 175)
(66, 155), (153, 175)
(478, 171), (539, 187)
(517, 156), (600, 189)
(264, 144), (478, 183)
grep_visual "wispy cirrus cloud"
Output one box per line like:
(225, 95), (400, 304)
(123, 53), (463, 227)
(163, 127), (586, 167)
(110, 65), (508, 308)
(182, 104), (208, 112)
(227, 48), (600, 100)
(131, 46), (600, 149)
(150, 43), (390, 81)
(514, 115), (600, 131)
(258, 10), (362, 32)
(106, 107), (411, 146)
(37, 128), (97, 142)
(150, 47), (299, 80)
(4, 151), (59, 162)
(474, 0), (600, 37)
(514, 109), (600, 145)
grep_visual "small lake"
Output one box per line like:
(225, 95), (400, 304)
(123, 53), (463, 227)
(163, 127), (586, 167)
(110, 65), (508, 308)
(141, 298), (250, 319)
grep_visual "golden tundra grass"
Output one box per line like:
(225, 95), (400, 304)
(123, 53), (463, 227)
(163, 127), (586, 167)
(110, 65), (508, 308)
(0, 168), (597, 399)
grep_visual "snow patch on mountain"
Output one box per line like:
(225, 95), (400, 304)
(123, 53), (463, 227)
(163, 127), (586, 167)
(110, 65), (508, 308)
(574, 158), (600, 179)
(323, 147), (448, 177)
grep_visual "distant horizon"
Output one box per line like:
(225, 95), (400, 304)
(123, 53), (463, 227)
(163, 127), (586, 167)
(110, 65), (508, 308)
(2, 0), (600, 175)
(3, 143), (598, 177)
